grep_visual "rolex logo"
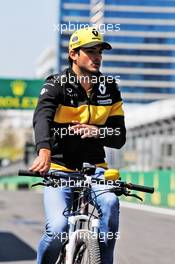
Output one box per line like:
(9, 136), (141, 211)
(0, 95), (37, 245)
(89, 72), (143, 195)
(11, 80), (26, 96)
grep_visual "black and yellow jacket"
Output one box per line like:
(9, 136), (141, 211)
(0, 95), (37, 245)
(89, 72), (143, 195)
(33, 67), (126, 170)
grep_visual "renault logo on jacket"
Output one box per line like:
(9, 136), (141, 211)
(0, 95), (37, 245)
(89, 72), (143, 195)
(98, 83), (106, 94)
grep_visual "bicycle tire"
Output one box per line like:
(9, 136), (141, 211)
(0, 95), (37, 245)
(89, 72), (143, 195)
(73, 230), (101, 264)
(55, 244), (66, 264)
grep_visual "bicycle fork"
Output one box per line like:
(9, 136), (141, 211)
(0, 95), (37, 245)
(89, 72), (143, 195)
(65, 215), (100, 264)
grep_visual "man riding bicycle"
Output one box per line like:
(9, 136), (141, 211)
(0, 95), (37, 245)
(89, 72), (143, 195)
(30, 26), (126, 264)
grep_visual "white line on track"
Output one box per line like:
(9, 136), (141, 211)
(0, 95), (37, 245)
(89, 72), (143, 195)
(120, 201), (175, 216)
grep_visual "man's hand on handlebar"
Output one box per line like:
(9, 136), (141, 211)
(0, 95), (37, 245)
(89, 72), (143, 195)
(29, 148), (51, 174)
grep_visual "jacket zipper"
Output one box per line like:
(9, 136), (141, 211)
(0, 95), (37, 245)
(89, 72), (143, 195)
(86, 93), (91, 124)
(81, 88), (91, 124)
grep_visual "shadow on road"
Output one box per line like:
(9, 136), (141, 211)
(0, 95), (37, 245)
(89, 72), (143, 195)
(0, 232), (36, 261)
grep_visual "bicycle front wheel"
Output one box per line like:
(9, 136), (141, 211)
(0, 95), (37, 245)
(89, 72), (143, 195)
(55, 242), (66, 264)
(73, 230), (101, 264)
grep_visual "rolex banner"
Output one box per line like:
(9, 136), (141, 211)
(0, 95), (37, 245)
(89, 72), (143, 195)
(0, 79), (44, 109)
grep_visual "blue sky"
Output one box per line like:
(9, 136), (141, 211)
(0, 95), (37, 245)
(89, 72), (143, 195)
(0, 0), (57, 79)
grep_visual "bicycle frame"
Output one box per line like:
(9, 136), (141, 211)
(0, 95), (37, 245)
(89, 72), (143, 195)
(64, 176), (101, 264)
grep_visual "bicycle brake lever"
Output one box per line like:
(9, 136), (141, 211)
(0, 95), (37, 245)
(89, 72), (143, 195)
(31, 182), (46, 187)
(31, 179), (56, 188)
(127, 193), (143, 201)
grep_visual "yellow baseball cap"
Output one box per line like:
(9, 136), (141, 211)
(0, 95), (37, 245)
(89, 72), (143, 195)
(69, 27), (112, 50)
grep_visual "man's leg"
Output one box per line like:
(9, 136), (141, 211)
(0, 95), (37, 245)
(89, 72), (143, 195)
(37, 184), (73, 264)
(92, 168), (120, 264)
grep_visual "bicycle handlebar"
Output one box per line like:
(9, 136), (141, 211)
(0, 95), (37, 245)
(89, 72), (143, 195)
(18, 170), (41, 177)
(126, 183), (154, 194)
(18, 170), (154, 194)
(18, 169), (85, 181)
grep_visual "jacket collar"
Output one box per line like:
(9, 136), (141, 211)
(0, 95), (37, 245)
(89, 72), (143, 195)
(65, 67), (102, 89)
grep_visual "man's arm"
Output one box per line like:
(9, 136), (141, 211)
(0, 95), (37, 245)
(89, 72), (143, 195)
(30, 76), (61, 173)
(69, 105), (126, 149)
(100, 114), (126, 149)
(69, 83), (126, 148)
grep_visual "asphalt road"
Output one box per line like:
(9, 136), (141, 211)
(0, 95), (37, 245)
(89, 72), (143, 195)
(0, 190), (174, 264)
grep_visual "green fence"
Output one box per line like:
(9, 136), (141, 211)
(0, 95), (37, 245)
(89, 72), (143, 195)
(121, 170), (175, 208)
(0, 176), (42, 191)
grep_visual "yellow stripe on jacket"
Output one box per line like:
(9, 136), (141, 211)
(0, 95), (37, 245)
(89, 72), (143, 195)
(54, 101), (124, 124)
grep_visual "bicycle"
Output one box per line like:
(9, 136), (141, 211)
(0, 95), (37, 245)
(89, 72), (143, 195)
(18, 163), (154, 264)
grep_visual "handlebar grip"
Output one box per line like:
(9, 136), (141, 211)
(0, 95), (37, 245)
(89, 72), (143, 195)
(18, 170), (41, 177)
(127, 183), (154, 193)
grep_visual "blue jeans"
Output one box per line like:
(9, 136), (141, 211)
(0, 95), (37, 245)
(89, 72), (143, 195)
(37, 168), (120, 264)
